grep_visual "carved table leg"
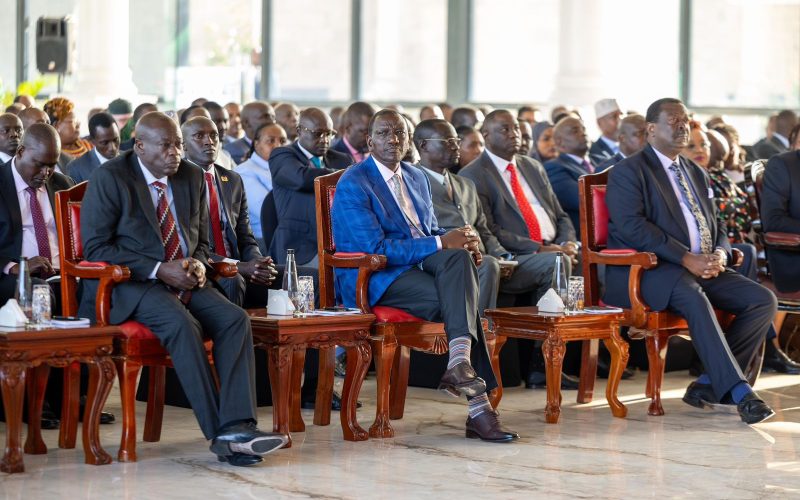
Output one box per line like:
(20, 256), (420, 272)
(369, 336), (397, 439)
(341, 341), (371, 442)
(24, 364), (50, 455)
(59, 362), (81, 449)
(143, 366), (166, 442)
(1, 363), (27, 473)
(542, 335), (566, 424)
(267, 344), (293, 447)
(314, 346), (334, 427)
(83, 358), (115, 465)
(289, 348), (306, 433)
(488, 334), (507, 410)
(577, 339), (599, 404)
(604, 324), (630, 418)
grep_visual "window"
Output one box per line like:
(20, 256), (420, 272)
(271, 0), (351, 101)
(361, 0), (447, 102)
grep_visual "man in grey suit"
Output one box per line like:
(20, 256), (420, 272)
(223, 102), (276, 165)
(79, 112), (287, 466)
(66, 112), (120, 183)
(415, 119), (559, 317)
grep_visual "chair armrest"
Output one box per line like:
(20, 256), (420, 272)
(209, 261), (238, 278)
(764, 232), (800, 250)
(65, 260), (132, 327)
(588, 250), (657, 328)
(324, 252), (388, 313)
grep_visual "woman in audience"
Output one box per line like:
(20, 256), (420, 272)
(454, 125), (484, 172)
(711, 123), (747, 185)
(43, 97), (93, 158)
(530, 121), (557, 163)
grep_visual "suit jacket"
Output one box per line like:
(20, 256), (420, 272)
(79, 150), (210, 324)
(331, 138), (355, 163)
(543, 153), (594, 233)
(119, 138), (135, 152)
(603, 144), (731, 311)
(589, 137), (616, 166)
(761, 150), (800, 292)
(66, 149), (102, 184)
(223, 137), (251, 165)
(753, 136), (788, 160)
(331, 157), (444, 307)
(420, 166), (505, 257)
(0, 160), (74, 274)
(597, 152), (624, 172)
(268, 142), (351, 264)
(460, 151), (575, 254)
(206, 163), (262, 263)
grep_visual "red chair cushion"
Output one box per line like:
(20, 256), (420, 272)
(373, 306), (426, 323)
(68, 202), (83, 260)
(119, 321), (159, 340)
(591, 185), (608, 247)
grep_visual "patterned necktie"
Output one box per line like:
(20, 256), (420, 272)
(505, 163), (542, 242)
(204, 172), (228, 258)
(668, 163), (713, 253)
(152, 181), (190, 303)
(390, 174), (424, 238)
(25, 187), (52, 260)
(581, 159), (594, 174)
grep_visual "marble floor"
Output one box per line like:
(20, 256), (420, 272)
(3, 371), (800, 499)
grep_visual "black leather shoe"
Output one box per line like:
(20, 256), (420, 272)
(524, 371), (580, 390)
(737, 393), (776, 424)
(334, 352), (347, 378)
(38, 406), (60, 430)
(682, 382), (724, 409)
(763, 344), (800, 374)
(217, 452), (263, 466)
(465, 411), (520, 442)
(300, 391), (362, 411)
(438, 361), (487, 398)
(210, 421), (288, 457)
(78, 396), (115, 424)
(597, 358), (634, 380)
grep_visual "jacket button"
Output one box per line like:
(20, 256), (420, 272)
(457, 205), (462, 209)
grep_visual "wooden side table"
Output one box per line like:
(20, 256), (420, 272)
(248, 311), (374, 447)
(0, 325), (117, 474)
(485, 307), (628, 424)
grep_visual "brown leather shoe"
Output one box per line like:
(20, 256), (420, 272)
(438, 361), (487, 398)
(465, 410), (520, 442)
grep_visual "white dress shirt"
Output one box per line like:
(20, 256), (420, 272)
(485, 148), (556, 242)
(0, 151), (12, 163)
(652, 147), (704, 253)
(201, 164), (234, 260)
(94, 148), (110, 164)
(3, 158), (60, 274)
(600, 136), (620, 154)
(773, 132), (790, 149)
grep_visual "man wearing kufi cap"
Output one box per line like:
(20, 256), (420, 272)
(589, 98), (622, 166)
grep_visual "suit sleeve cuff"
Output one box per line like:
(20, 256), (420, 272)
(3, 262), (15, 275)
(435, 236), (442, 250)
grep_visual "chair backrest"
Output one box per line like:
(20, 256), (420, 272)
(260, 191), (278, 250)
(744, 160), (767, 238)
(578, 169), (611, 306)
(54, 181), (88, 316)
(314, 169), (346, 308)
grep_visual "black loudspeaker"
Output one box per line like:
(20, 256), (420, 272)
(36, 17), (74, 74)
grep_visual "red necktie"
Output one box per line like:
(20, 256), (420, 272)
(152, 181), (190, 303)
(26, 187), (52, 260)
(204, 172), (228, 258)
(505, 163), (542, 243)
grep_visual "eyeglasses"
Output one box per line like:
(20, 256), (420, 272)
(300, 126), (337, 140)
(425, 138), (461, 147)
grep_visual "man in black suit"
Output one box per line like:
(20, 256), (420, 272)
(269, 107), (352, 266)
(588, 98), (622, 166)
(604, 97), (777, 425)
(754, 110), (797, 160)
(596, 114), (647, 172)
(223, 101), (276, 165)
(119, 103), (158, 152)
(0, 113), (23, 164)
(66, 112), (121, 184)
(331, 101), (376, 163)
(761, 149), (800, 292)
(79, 112), (287, 466)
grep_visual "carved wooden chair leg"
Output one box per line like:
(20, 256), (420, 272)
(143, 365), (165, 443)
(314, 346), (335, 426)
(58, 362), (81, 449)
(25, 365), (49, 454)
(369, 336), (397, 438)
(116, 357), (142, 462)
(389, 346), (410, 420)
(645, 332), (669, 416)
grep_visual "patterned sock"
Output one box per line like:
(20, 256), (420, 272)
(696, 374), (711, 385)
(467, 393), (492, 419)
(447, 336), (472, 370)
(730, 381), (754, 404)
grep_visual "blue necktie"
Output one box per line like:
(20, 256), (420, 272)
(310, 156), (322, 168)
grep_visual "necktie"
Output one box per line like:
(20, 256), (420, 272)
(581, 159), (594, 174)
(310, 156), (322, 168)
(390, 174), (424, 238)
(205, 172), (228, 258)
(25, 187), (52, 260)
(505, 163), (542, 242)
(668, 163), (713, 253)
(152, 181), (190, 303)
(443, 173), (454, 201)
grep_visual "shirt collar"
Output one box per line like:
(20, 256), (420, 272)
(600, 136), (619, 150)
(373, 157), (401, 182)
(566, 153), (588, 165)
(94, 148), (110, 164)
(0, 151), (11, 163)
(296, 142), (315, 160)
(137, 156), (168, 186)
(651, 145), (679, 169)
(773, 133), (790, 148)
(485, 148), (515, 172)
(11, 157), (41, 194)
(247, 152), (270, 169)
(419, 164), (446, 185)
(343, 137), (363, 158)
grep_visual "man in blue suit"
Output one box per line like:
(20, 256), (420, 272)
(332, 109), (518, 442)
(604, 97), (777, 425)
(223, 102), (275, 165)
(66, 112), (120, 183)
(596, 114), (647, 172)
(543, 116), (593, 234)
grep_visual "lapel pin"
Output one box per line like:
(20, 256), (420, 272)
(220, 175), (228, 182)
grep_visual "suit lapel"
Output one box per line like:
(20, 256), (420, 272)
(517, 156), (556, 219)
(129, 154), (163, 238)
(679, 157), (716, 234)
(171, 168), (192, 247)
(0, 164), (22, 241)
(642, 146), (691, 240)
(400, 164), (431, 235)
(365, 158), (413, 237)
(479, 152), (519, 214)
(213, 164), (239, 257)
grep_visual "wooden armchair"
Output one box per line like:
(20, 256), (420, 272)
(578, 170), (757, 416)
(54, 181), (235, 461)
(315, 170), (482, 438)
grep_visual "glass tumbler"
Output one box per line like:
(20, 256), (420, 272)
(31, 284), (52, 327)
(297, 276), (315, 313)
(567, 276), (585, 313)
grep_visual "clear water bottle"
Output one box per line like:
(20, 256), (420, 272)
(283, 249), (300, 310)
(551, 251), (569, 307)
(15, 257), (33, 321)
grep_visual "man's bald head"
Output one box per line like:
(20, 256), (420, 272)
(552, 116), (589, 156)
(135, 112), (184, 178)
(297, 107), (334, 156)
(480, 109), (520, 160)
(18, 107), (50, 129)
(241, 101), (276, 140)
(181, 116), (219, 167)
(342, 102), (377, 153)
(179, 105), (211, 125)
(618, 114), (647, 157)
(15, 123), (61, 188)
(275, 102), (300, 141)
(414, 119), (460, 171)
(0, 113), (24, 157)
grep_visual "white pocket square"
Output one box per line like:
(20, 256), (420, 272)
(708, 188), (714, 199)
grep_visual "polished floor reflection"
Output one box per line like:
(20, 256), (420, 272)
(2, 371), (800, 499)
